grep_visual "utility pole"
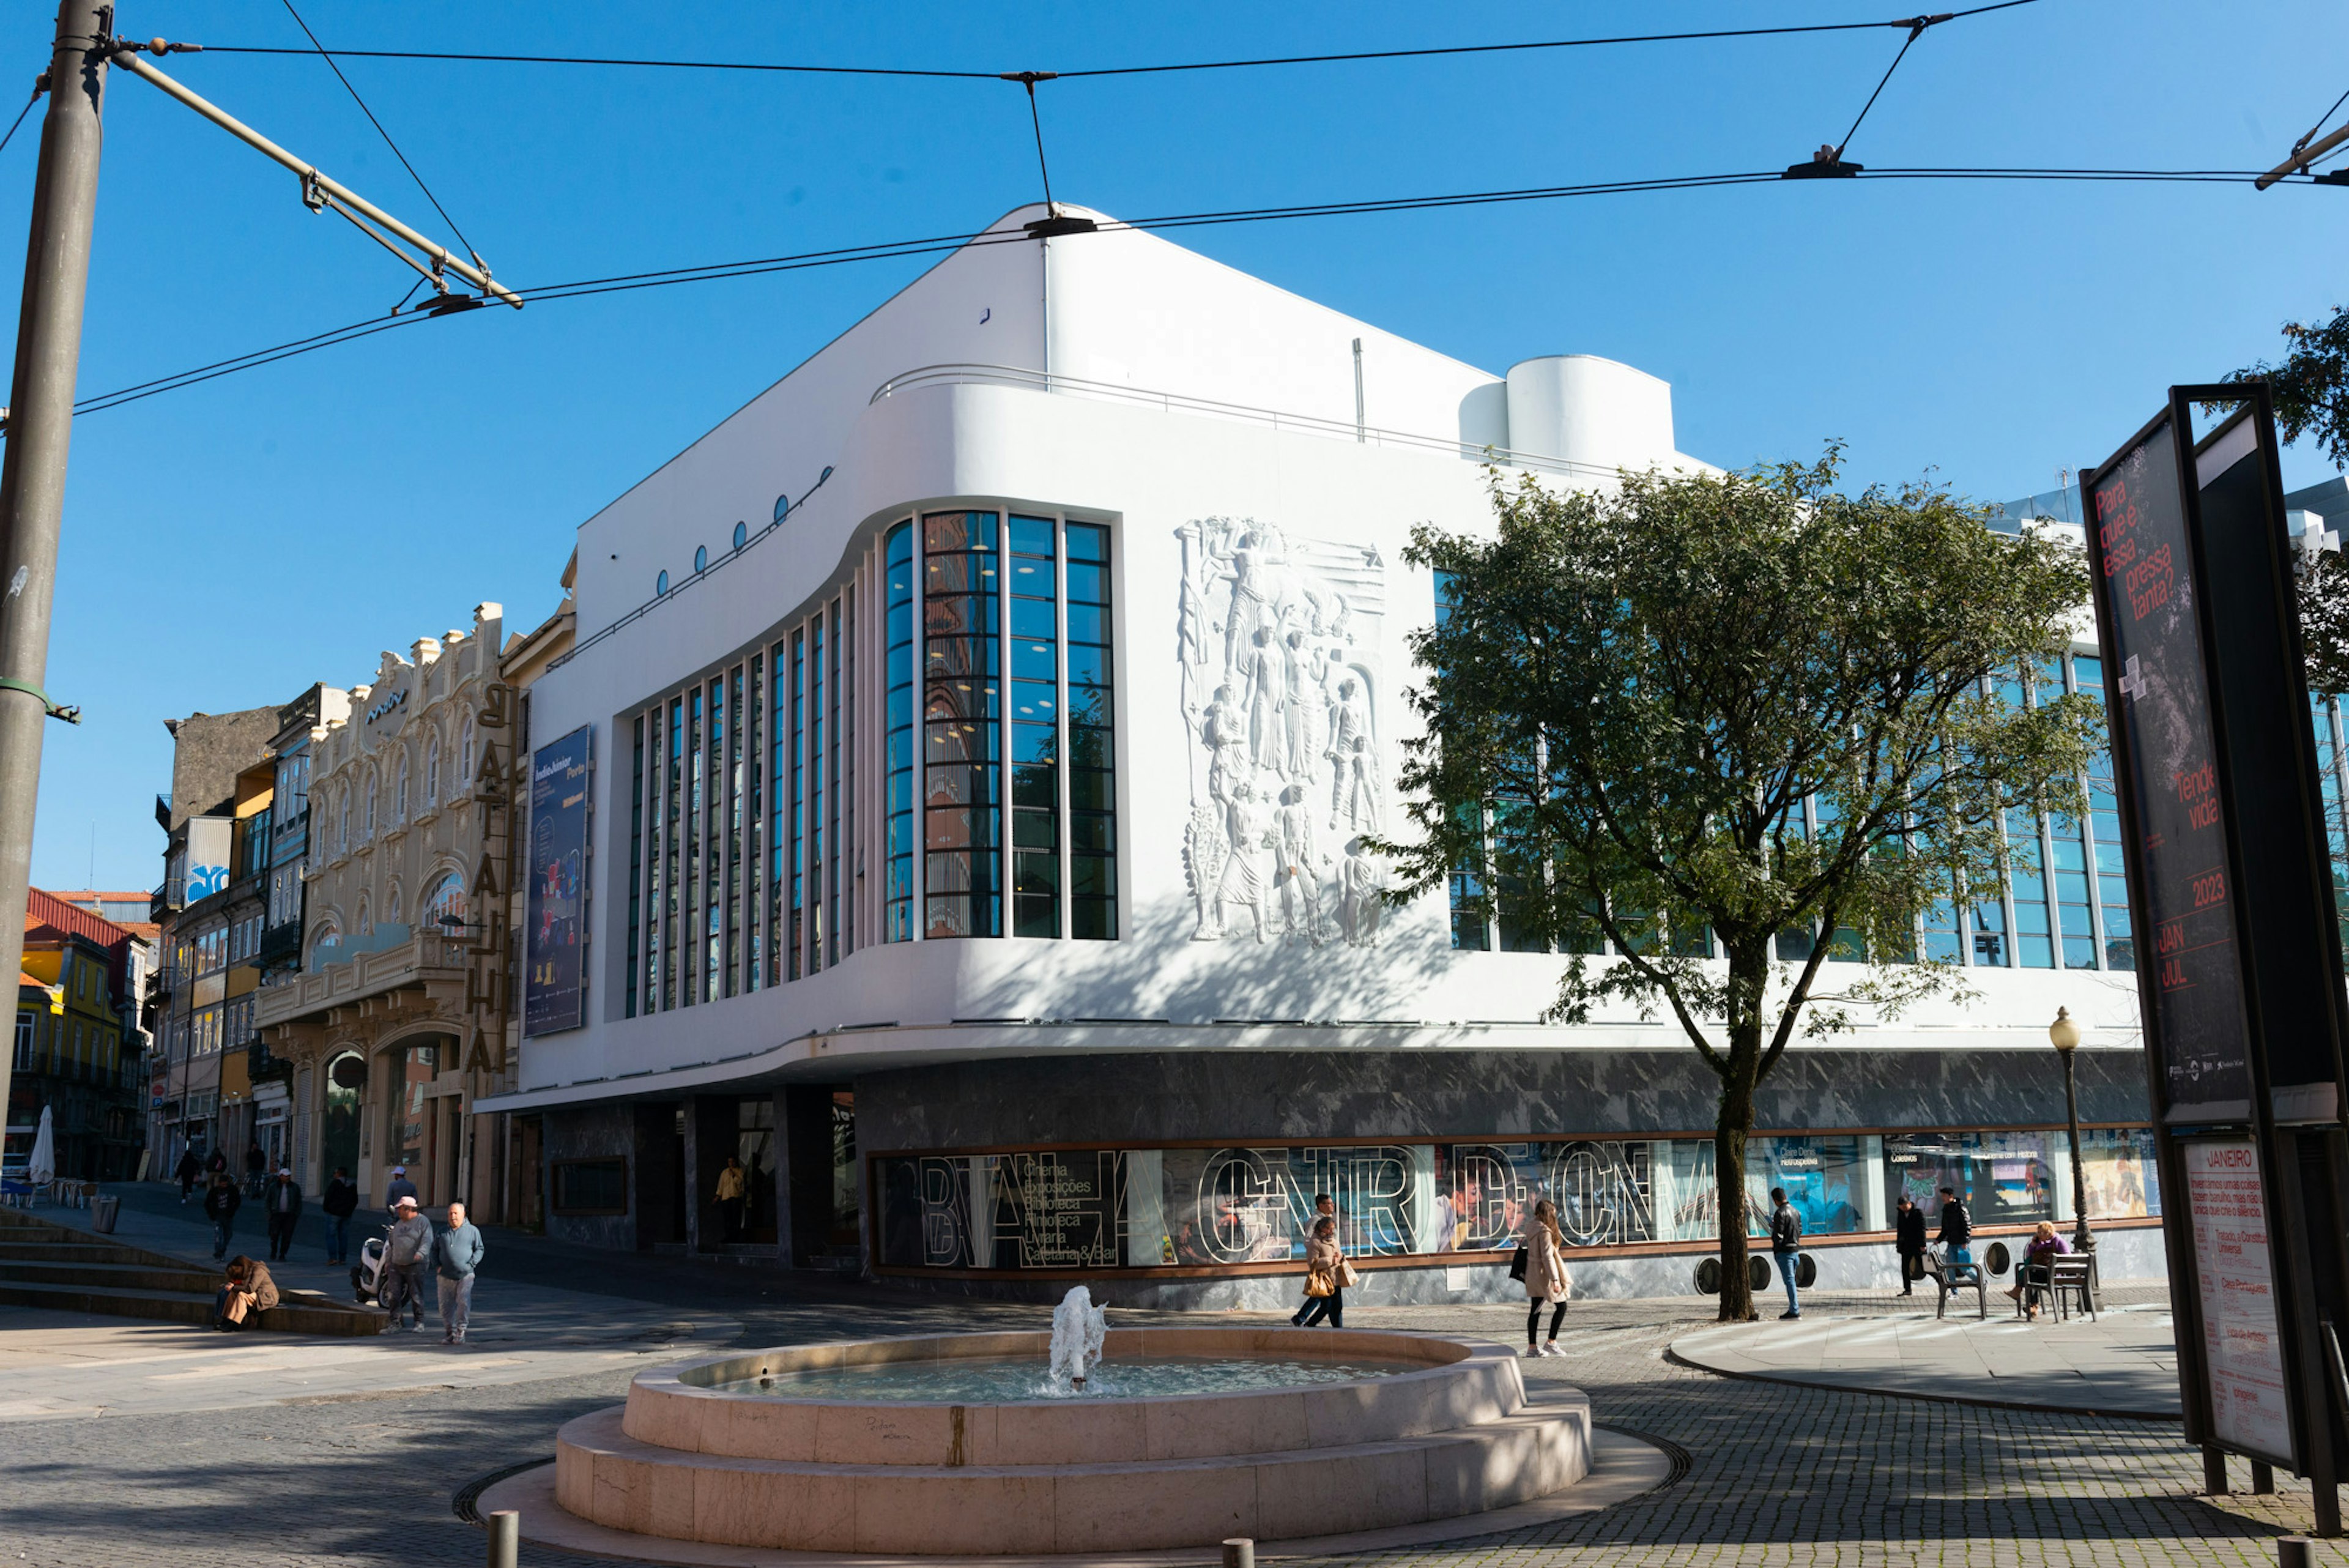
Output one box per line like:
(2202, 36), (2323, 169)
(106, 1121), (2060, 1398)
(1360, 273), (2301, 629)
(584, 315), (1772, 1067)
(0, 1), (111, 1146)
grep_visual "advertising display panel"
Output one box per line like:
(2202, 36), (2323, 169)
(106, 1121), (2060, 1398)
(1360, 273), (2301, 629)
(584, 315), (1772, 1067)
(2183, 1139), (2293, 1465)
(524, 725), (592, 1036)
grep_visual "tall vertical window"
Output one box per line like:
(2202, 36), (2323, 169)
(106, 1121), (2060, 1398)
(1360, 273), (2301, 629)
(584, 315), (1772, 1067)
(826, 598), (845, 965)
(746, 652), (765, 991)
(686, 685), (705, 1005)
(645, 707), (665, 1010)
(727, 663), (745, 998)
(1066, 522), (1116, 940)
(924, 510), (1002, 938)
(1009, 516), (1061, 937)
(1432, 572), (1490, 951)
(841, 587), (856, 958)
(664, 697), (683, 1008)
(769, 639), (790, 986)
(705, 676), (725, 1002)
(884, 522), (916, 942)
(789, 629), (807, 979)
(809, 612), (828, 972)
(2074, 653), (2132, 970)
(627, 716), (644, 1018)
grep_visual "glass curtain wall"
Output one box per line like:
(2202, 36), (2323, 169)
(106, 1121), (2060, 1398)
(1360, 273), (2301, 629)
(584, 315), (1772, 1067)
(884, 523), (916, 943)
(1009, 517), (1061, 938)
(1067, 522), (1117, 939)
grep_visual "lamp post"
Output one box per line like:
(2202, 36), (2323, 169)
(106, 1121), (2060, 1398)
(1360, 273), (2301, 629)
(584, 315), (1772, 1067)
(2049, 1007), (2094, 1255)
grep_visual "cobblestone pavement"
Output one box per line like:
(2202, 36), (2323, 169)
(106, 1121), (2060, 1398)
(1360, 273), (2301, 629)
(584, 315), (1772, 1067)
(0, 1274), (2336, 1568)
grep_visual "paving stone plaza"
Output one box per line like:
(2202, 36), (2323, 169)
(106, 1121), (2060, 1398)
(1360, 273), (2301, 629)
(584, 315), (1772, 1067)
(0, 1187), (2332, 1568)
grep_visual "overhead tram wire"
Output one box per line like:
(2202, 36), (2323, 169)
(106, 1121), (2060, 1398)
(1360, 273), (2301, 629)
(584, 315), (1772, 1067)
(64, 161), (2306, 421)
(186, 3), (2043, 85)
(276, 0), (486, 267)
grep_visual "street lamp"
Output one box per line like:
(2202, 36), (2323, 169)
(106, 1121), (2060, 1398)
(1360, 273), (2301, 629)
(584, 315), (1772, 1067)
(2049, 1006), (2094, 1255)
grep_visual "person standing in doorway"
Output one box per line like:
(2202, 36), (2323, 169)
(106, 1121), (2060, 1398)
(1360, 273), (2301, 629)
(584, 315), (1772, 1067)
(380, 1195), (434, 1334)
(174, 1146), (202, 1204)
(1768, 1186), (1805, 1320)
(1521, 1198), (1572, 1356)
(1934, 1184), (1973, 1268)
(434, 1202), (484, 1345)
(321, 1167), (357, 1265)
(263, 1169), (303, 1262)
(714, 1156), (746, 1243)
(203, 1173), (242, 1261)
(1894, 1196), (1928, 1296)
(1290, 1194), (1342, 1326)
(382, 1164), (418, 1217)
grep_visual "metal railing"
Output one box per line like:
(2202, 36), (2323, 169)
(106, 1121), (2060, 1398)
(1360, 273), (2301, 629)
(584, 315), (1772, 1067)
(866, 362), (1624, 483)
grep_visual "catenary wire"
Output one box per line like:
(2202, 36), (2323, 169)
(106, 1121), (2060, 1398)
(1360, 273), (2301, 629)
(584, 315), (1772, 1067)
(186, 4), (2042, 84)
(0, 86), (41, 159)
(65, 161), (2303, 419)
(1833, 22), (1929, 160)
(276, 0), (484, 265)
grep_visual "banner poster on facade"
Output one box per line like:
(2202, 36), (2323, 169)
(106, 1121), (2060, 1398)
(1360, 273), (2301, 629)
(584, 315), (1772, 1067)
(2184, 1139), (2293, 1464)
(184, 816), (231, 902)
(524, 725), (592, 1037)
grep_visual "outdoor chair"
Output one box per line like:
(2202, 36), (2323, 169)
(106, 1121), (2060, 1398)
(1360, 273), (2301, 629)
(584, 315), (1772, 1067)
(1922, 1245), (1987, 1320)
(2046, 1254), (2098, 1322)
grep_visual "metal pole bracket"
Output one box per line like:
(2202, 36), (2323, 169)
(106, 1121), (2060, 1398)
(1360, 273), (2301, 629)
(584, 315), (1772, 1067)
(0, 677), (80, 723)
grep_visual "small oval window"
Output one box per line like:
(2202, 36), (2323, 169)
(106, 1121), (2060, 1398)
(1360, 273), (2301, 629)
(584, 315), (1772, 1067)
(656, 570), (669, 595)
(695, 545), (708, 573)
(733, 521), (748, 551)
(773, 493), (790, 525)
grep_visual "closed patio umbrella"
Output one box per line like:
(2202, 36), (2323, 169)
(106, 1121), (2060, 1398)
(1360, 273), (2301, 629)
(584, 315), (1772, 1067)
(26, 1105), (55, 1187)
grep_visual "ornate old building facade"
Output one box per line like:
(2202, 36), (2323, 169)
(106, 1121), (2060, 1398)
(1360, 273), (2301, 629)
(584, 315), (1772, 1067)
(257, 604), (521, 1212)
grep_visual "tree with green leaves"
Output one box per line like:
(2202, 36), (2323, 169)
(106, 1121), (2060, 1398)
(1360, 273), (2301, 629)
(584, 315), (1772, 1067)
(1382, 451), (2101, 1321)
(2226, 316), (2349, 694)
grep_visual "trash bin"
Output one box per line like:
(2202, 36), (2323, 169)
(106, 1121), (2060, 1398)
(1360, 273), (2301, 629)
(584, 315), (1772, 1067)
(91, 1194), (120, 1234)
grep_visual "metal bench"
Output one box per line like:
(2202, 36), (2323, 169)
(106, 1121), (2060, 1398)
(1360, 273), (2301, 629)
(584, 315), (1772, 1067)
(1922, 1245), (1987, 1320)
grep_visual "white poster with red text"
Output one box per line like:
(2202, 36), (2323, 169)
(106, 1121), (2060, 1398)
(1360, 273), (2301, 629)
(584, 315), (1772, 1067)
(2184, 1139), (2293, 1463)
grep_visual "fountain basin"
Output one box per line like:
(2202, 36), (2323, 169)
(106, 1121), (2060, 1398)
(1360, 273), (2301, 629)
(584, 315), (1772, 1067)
(558, 1328), (1591, 1555)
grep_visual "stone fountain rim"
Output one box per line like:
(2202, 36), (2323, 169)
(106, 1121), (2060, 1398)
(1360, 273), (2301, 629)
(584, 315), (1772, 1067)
(637, 1326), (1496, 1411)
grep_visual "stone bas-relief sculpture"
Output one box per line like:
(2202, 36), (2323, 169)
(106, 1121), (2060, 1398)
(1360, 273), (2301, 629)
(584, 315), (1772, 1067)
(1178, 518), (1387, 945)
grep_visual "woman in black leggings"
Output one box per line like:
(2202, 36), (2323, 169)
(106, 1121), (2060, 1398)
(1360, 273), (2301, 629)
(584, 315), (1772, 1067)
(1521, 1198), (1571, 1356)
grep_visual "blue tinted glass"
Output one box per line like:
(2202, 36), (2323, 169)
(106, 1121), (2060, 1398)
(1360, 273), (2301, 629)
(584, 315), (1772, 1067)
(775, 494), (791, 524)
(656, 570), (669, 595)
(734, 522), (748, 550)
(1066, 523), (1107, 563)
(695, 546), (708, 573)
(1009, 515), (1056, 557)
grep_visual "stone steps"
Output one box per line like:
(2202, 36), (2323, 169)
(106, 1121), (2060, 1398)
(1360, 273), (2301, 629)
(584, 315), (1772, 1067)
(0, 1208), (383, 1336)
(556, 1391), (1592, 1555)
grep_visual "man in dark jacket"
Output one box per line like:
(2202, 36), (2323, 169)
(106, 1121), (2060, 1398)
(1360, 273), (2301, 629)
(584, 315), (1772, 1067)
(202, 1174), (241, 1261)
(205, 1146), (228, 1180)
(1894, 1197), (1928, 1296)
(1768, 1187), (1805, 1320)
(174, 1147), (202, 1204)
(321, 1167), (358, 1265)
(1934, 1185), (1973, 1266)
(382, 1165), (418, 1217)
(243, 1141), (267, 1197)
(263, 1169), (303, 1261)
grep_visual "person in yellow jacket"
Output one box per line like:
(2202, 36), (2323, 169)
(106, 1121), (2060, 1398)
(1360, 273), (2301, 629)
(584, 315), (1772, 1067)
(714, 1156), (747, 1243)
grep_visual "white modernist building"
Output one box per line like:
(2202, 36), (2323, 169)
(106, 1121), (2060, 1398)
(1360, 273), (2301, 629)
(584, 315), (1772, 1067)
(482, 204), (2161, 1302)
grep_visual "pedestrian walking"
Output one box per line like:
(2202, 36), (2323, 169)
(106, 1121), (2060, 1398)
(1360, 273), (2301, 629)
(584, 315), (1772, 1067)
(1894, 1196), (1928, 1296)
(213, 1255), (278, 1332)
(382, 1165), (418, 1217)
(379, 1195), (434, 1334)
(242, 1140), (267, 1197)
(202, 1173), (242, 1261)
(322, 1167), (358, 1264)
(174, 1146), (202, 1203)
(1289, 1194), (1342, 1326)
(1768, 1186), (1804, 1320)
(1934, 1184), (1973, 1268)
(205, 1146), (228, 1181)
(263, 1168), (303, 1261)
(434, 1201), (485, 1345)
(1293, 1214), (1346, 1328)
(714, 1156), (746, 1243)
(1521, 1198), (1572, 1356)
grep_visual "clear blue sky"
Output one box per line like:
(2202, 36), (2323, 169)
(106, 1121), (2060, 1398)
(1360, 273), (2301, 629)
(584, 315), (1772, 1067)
(9, 0), (2345, 891)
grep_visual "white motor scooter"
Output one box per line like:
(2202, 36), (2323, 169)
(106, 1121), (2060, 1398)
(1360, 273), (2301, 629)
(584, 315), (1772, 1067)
(351, 1228), (389, 1305)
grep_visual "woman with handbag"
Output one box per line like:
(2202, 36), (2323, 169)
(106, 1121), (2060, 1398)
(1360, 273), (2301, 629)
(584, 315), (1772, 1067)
(1521, 1198), (1572, 1357)
(1294, 1214), (1350, 1327)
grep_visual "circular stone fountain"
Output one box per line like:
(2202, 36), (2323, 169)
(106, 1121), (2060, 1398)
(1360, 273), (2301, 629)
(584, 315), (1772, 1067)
(555, 1327), (1592, 1555)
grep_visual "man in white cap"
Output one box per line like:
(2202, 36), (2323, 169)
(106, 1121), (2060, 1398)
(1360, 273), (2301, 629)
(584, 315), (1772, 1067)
(382, 1164), (418, 1218)
(262, 1167), (303, 1263)
(380, 1195), (434, 1333)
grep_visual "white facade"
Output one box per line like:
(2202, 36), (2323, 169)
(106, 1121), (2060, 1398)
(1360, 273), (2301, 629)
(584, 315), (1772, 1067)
(481, 206), (2159, 1296)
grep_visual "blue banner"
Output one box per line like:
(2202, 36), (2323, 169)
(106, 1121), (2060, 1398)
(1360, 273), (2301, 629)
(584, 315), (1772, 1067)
(524, 724), (592, 1036)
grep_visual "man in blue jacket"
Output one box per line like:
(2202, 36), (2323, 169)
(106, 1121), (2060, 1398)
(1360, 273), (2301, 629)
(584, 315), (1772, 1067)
(434, 1201), (486, 1346)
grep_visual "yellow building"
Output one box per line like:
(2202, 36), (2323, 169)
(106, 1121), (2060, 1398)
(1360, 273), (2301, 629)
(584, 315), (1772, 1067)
(11, 889), (141, 1180)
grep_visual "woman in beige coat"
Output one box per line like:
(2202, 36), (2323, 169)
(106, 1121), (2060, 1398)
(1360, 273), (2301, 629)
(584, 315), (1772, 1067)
(1521, 1199), (1571, 1357)
(1295, 1215), (1346, 1328)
